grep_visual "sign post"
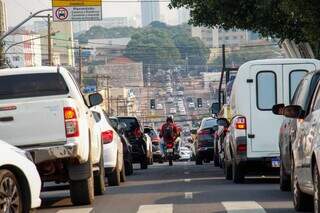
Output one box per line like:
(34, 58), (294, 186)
(52, 0), (102, 22)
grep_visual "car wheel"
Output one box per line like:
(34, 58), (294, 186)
(280, 159), (290, 192)
(120, 160), (126, 182)
(94, 144), (106, 196)
(232, 159), (245, 183)
(214, 154), (219, 167)
(225, 160), (232, 180)
(0, 169), (23, 213)
(107, 160), (121, 186)
(314, 164), (320, 213)
(140, 156), (148, 170)
(70, 164), (94, 206)
(195, 156), (203, 165)
(291, 157), (312, 211)
(125, 160), (133, 176)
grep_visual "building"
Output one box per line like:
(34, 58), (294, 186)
(0, 0), (7, 34)
(141, 0), (160, 27)
(5, 33), (42, 67)
(34, 21), (75, 66)
(192, 27), (249, 48)
(94, 56), (144, 88)
(177, 8), (190, 25)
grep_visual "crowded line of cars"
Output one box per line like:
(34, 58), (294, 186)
(0, 66), (156, 211)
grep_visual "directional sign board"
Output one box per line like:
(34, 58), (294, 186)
(52, 0), (102, 22)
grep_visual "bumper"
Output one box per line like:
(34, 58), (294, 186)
(103, 144), (117, 168)
(26, 143), (77, 164)
(238, 157), (280, 175)
(26, 162), (42, 208)
(197, 148), (214, 159)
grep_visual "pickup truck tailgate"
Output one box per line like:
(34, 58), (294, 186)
(0, 98), (67, 147)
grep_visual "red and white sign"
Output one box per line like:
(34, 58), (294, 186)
(53, 6), (102, 22)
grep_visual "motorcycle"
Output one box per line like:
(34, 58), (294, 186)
(166, 142), (174, 166)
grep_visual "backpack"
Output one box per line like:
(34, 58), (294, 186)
(163, 124), (174, 139)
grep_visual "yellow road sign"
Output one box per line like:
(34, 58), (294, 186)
(52, 0), (102, 7)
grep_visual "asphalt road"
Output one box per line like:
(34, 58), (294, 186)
(38, 161), (297, 213)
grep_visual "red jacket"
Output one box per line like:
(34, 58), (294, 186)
(160, 122), (179, 143)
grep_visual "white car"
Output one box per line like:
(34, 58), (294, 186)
(0, 140), (41, 212)
(144, 134), (153, 165)
(170, 108), (177, 114)
(167, 97), (174, 103)
(188, 102), (195, 109)
(0, 66), (105, 205)
(156, 104), (163, 110)
(179, 147), (192, 161)
(177, 91), (184, 96)
(91, 106), (125, 186)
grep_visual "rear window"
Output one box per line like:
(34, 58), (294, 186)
(0, 73), (69, 100)
(118, 117), (140, 132)
(201, 119), (217, 129)
(256, 71), (277, 110)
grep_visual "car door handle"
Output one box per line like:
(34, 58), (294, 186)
(0, 116), (14, 122)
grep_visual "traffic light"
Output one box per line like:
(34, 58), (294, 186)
(150, 99), (156, 109)
(197, 98), (203, 108)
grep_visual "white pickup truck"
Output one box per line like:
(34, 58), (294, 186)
(0, 66), (105, 205)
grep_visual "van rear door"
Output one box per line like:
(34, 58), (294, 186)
(249, 65), (283, 154)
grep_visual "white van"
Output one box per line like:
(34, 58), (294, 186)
(223, 59), (320, 183)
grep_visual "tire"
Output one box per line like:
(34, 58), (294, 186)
(125, 160), (133, 176)
(195, 156), (203, 165)
(70, 173), (94, 205)
(214, 154), (219, 167)
(219, 156), (223, 168)
(107, 160), (121, 186)
(280, 160), (291, 192)
(169, 154), (173, 166)
(140, 156), (148, 170)
(225, 160), (232, 180)
(120, 161), (126, 183)
(291, 157), (312, 211)
(232, 159), (245, 183)
(0, 169), (23, 213)
(314, 164), (320, 213)
(94, 145), (106, 196)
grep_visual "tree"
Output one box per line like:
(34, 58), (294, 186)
(124, 28), (181, 70)
(169, 0), (320, 57)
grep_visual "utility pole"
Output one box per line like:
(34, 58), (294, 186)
(47, 14), (52, 66)
(96, 75), (99, 92)
(106, 75), (111, 115)
(78, 47), (83, 87)
(218, 44), (226, 109)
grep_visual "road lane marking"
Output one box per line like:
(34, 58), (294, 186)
(137, 204), (173, 213)
(184, 179), (191, 182)
(222, 201), (266, 213)
(184, 192), (193, 199)
(184, 171), (190, 175)
(56, 208), (93, 213)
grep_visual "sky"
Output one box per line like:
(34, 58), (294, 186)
(4, 0), (179, 27)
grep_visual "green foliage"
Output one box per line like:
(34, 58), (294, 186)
(169, 0), (320, 46)
(77, 26), (139, 43)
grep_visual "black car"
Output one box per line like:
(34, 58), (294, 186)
(108, 116), (134, 176)
(117, 116), (149, 169)
(272, 71), (320, 191)
(193, 117), (218, 165)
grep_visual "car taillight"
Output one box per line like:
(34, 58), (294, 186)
(235, 117), (246, 130)
(64, 107), (79, 138)
(167, 143), (174, 148)
(134, 128), (142, 138)
(101, 130), (113, 144)
(237, 144), (247, 153)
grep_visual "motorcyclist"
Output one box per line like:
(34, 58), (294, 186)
(159, 116), (179, 152)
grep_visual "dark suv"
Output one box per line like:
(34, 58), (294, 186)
(117, 117), (148, 169)
(193, 117), (218, 165)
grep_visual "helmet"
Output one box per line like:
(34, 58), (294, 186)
(166, 115), (174, 123)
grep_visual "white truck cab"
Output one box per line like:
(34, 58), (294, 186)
(0, 66), (105, 205)
(223, 59), (320, 183)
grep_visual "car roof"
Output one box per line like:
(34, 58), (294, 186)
(0, 66), (65, 76)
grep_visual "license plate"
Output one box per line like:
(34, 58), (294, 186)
(167, 148), (173, 153)
(272, 159), (280, 168)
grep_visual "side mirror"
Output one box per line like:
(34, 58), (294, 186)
(144, 128), (151, 134)
(211, 102), (220, 115)
(217, 118), (229, 127)
(89, 93), (103, 107)
(272, 104), (285, 115)
(283, 105), (305, 119)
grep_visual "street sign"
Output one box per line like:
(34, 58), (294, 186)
(52, 0), (102, 22)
